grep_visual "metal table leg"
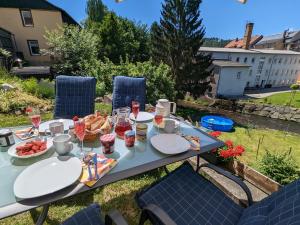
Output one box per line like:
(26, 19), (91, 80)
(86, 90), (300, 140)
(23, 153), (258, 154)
(31, 204), (49, 225)
(196, 155), (200, 173)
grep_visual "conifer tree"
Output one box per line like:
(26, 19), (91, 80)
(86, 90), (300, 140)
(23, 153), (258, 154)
(151, 0), (212, 98)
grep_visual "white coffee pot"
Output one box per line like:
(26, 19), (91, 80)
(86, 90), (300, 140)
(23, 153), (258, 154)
(156, 99), (176, 117)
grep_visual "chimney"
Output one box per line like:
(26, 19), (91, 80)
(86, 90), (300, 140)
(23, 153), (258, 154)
(243, 22), (254, 50)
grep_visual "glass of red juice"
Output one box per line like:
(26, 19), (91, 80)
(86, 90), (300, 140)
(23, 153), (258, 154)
(27, 107), (41, 138)
(74, 120), (86, 158)
(154, 113), (164, 134)
(132, 101), (140, 128)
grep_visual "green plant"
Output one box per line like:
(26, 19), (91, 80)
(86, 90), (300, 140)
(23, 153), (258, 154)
(260, 150), (300, 185)
(96, 59), (176, 104)
(43, 25), (99, 76)
(22, 78), (55, 99)
(96, 81), (106, 97)
(151, 0), (212, 98)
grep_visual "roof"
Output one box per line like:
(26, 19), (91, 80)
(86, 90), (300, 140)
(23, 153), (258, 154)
(200, 47), (300, 55)
(225, 35), (263, 48)
(256, 31), (300, 45)
(0, 0), (78, 25)
(213, 60), (250, 68)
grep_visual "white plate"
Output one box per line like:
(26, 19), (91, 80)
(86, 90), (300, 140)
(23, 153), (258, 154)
(14, 156), (82, 199)
(8, 139), (53, 159)
(39, 119), (74, 133)
(150, 134), (190, 154)
(130, 112), (154, 122)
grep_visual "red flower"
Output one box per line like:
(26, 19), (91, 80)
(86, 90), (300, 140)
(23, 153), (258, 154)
(72, 116), (79, 122)
(219, 149), (234, 158)
(26, 107), (32, 113)
(234, 145), (245, 156)
(225, 140), (234, 148)
(209, 131), (222, 138)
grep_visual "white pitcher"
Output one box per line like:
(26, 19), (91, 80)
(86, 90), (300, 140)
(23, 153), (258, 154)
(156, 99), (176, 117)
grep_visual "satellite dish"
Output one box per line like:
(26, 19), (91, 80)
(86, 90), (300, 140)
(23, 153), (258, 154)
(238, 0), (247, 3)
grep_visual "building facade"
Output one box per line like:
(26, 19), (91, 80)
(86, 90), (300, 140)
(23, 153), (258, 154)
(201, 47), (300, 97)
(0, 0), (77, 66)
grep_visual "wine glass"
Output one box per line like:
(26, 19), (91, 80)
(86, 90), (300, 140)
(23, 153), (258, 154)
(154, 113), (163, 134)
(74, 120), (86, 158)
(132, 101), (140, 129)
(27, 107), (41, 138)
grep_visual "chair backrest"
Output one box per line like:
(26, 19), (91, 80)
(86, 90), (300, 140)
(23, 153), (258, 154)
(112, 76), (146, 111)
(238, 179), (300, 225)
(54, 75), (96, 119)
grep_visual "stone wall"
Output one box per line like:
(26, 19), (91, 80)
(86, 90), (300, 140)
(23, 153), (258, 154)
(211, 99), (300, 123)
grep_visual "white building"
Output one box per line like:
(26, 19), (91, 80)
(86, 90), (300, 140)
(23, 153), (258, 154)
(200, 47), (300, 97)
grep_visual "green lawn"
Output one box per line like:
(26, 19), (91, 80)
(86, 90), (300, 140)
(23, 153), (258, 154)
(251, 91), (300, 108)
(1, 103), (300, 224)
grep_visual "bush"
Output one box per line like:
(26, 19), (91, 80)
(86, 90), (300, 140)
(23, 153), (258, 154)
(22, 78), (55, 99)
(96, 81), (106, 97)
(260, 150), (300, 185)
(96, 59), (176, 104)
(0, 90), (52, 113)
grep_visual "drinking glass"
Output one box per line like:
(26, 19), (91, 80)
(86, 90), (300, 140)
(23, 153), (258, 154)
(154, 113), (163, 134)
(74, 120), (86, 158)
(132, 101), (140, 129)
(28, 108), (41, 138)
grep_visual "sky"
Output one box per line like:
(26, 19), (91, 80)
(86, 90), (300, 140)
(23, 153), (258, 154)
(49, 0), (300, 39)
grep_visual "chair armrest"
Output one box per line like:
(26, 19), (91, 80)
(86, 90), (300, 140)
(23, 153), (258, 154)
(139, 204), (177, 225)
(105, 209), (128, 225)
(199, 163), (253, 206)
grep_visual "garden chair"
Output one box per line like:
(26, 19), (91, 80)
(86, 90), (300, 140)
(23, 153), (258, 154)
(62, 203), (128, 225)
(112, 76), (146, 111)
(54, 75), (96, 119)
(136, 161), (300, 225)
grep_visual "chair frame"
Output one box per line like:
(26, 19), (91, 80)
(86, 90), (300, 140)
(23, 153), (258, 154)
(138, 162), (253, 225)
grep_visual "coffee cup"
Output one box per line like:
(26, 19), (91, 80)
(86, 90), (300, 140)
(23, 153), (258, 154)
(164, 119), (177, 133)
(53, 134), (73, 155)
(47, 121), (64, 137)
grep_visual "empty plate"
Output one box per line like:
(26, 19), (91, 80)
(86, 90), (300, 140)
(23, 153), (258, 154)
(130, 112), (154, 122)
(150, 134), (190, 154)
(14, 156), (82, 199)
(39, 119), (73, 133)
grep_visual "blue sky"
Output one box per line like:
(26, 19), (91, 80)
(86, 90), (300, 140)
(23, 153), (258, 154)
(49, 0), (300, 39)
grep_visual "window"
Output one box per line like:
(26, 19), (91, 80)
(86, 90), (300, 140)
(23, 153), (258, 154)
(236, 57), (240, 62)
(244, 57), (248, 63)
(286, 69), (289, 75)
(291, 70), (294, 75)
(236, 72), (241, 79)
(251, 57), (255, 63)
(284, 58), (288, 64)
(268, 58), (272, 64)
(27, 40), (40, 55)
(290, 58), (293, 64)
(278, 58), (282, 64)
(273, 58), (277, 64)
(249, 69), (252, 76)
(294, 58), (297, 64)
(298, 59), (300, 64)
(295, 70), (298, 75)
(257, 57), (265, 74)
(275, 69), (279, 76)
(265, 69), (268, 76)
(20, 9), (33, 27)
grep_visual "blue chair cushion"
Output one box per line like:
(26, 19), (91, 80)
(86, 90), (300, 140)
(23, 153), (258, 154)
(136, 162), (244, 225)
(112, 76), (146, 111)
(54, 75), (96, 119)
(61, 203), (104, 225)
(237, 179), (300, 225)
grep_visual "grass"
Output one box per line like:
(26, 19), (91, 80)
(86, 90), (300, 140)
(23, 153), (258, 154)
(0, 103), (299, 224)
(249, 91), (300, 108)
(217, 126), (300, 171)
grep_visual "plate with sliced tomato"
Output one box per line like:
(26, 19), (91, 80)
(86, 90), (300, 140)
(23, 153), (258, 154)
(8, 139), (53, 159)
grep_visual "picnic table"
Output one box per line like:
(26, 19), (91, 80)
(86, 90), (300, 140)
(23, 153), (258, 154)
(0, 118), (223, 224)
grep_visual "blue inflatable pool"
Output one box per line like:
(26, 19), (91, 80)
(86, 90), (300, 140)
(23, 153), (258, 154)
(201, 115), (234, 132)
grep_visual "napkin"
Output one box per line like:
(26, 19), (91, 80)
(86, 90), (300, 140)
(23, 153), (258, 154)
(183, 135), (200, 151)
(80, 153), (117, 187)
(14, 127), (38, 140)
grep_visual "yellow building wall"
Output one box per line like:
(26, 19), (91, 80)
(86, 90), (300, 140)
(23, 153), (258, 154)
(0, 8), (63, 65)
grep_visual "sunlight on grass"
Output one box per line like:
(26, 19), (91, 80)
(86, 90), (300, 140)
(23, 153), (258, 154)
(252, 91), (300, 108)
